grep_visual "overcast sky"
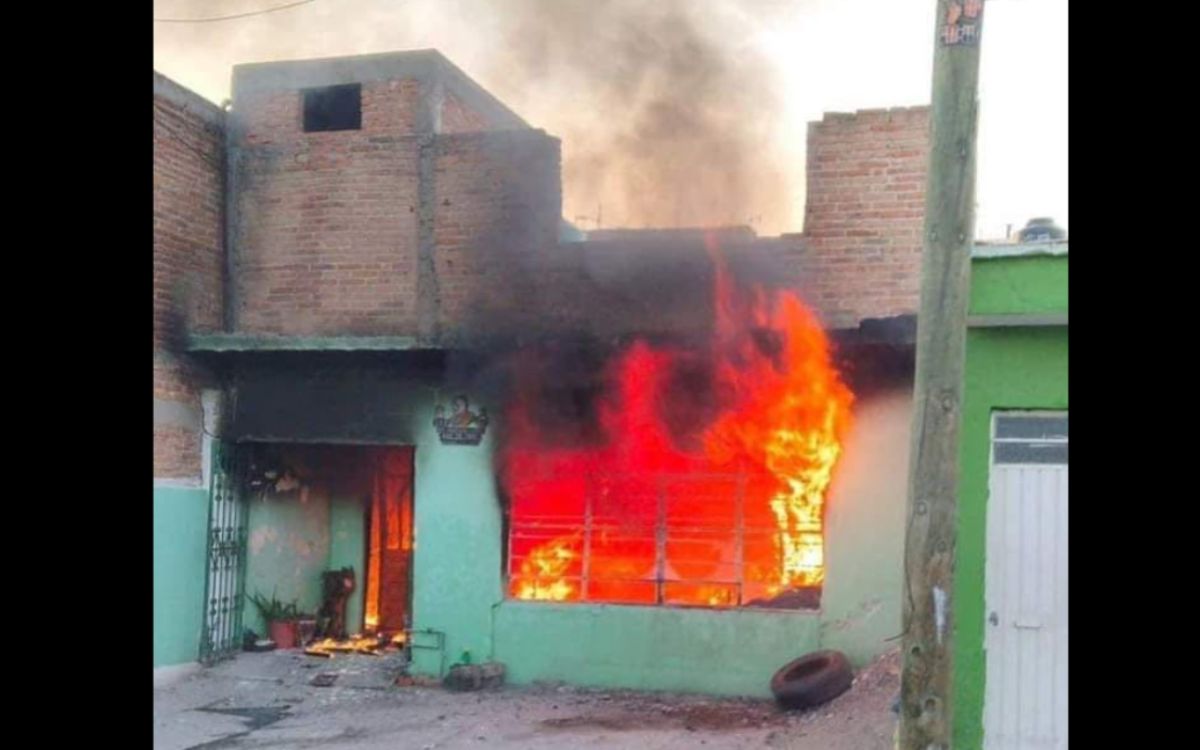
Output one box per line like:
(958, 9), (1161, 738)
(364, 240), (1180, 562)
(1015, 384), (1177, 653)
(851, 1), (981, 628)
(154, 0), (1067, 239)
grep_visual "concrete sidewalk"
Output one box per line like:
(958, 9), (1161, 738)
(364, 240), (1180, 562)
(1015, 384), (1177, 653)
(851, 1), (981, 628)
(153, 650), (898, 749)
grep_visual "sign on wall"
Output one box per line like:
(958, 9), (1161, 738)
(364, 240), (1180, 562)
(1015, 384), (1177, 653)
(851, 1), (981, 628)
(433, 395), (490, 446)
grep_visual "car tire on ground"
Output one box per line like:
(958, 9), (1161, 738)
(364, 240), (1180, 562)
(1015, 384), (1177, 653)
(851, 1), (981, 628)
(769, 650), (853, 710)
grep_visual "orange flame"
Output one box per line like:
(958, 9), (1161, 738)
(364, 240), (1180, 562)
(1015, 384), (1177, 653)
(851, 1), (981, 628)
(513, 534), (580, 601)
(504, 237), (852, 606)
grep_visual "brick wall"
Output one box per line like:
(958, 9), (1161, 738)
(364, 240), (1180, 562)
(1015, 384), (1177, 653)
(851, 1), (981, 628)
(230, 66), (560, 341)
(800, 106), (930, 327)
(239, 80), (424, 144)
(154, 354), (213, 478)
(232, 80), (426, 335)
(440, 90), (491, 133)
(153, 73), (225, 480)
(432, 130), (562, 341)
(219, 56), (929, 357)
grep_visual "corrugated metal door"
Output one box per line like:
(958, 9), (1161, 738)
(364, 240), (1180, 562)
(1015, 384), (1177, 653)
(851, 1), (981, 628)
(984, 413), (1068, 749)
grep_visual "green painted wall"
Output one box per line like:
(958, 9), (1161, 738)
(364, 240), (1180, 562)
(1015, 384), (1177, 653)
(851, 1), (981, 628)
(970, 255), (1068, 316)
(494, 602), (821, 696)
(243, 486), (331, 633)
(410, 395), (504, 676)
(329, 493), (367, 634)
(240, 478), (370, 640)
(406, 389), (911, 697)
(217, 356), (914, 696)
(153, 486), (210, 667)
(953, 253), (1067, 749)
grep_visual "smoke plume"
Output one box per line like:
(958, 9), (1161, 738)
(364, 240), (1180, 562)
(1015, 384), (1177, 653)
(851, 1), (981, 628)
(493, 0), (790, 232)
(154, 0), (796, 233)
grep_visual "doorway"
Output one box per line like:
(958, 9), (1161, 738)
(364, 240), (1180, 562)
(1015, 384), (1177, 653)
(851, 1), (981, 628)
(364, 446), (415, 639)
(983, 412), (1068, 749)
(235, 442), (415, 645)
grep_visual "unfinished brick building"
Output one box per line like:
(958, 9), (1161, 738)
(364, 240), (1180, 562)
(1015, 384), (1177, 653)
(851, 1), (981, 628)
(154, 49), (930, 695)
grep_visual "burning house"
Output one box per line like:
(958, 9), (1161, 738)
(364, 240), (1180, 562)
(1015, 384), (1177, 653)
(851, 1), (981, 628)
(153, 50), (930, 696)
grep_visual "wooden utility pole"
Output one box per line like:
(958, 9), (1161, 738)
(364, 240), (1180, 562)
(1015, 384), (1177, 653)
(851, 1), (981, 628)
(899, 1), (986, 749)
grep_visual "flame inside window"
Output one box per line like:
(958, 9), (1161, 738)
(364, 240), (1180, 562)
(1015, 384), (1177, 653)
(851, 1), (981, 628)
(503, 241), (852, 608)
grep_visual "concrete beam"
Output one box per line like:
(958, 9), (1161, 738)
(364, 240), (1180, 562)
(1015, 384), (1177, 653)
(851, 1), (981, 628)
(966, 312), (1068, 328)
(972, 241), (1068, 259)
(231, 49), (529, 131)
(186, 334), (427, 352)
(154, 71), (224, 125)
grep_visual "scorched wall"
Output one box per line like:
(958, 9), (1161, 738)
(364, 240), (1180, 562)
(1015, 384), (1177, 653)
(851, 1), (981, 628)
(226, 51), (560, 342)
(154, 52), (933, 685)
(226, 354), (913, 697)
(153, 72), (226, 668)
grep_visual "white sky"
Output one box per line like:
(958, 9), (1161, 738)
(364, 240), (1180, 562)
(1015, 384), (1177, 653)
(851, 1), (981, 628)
(154, 0), (1067, 240)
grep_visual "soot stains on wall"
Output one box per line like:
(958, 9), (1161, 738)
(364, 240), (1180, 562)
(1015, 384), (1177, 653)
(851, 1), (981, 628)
(227, 351), (474, 444)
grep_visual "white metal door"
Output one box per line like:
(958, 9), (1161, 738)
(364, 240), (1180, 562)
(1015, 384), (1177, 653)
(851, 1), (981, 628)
(984, 413), (1068, 750)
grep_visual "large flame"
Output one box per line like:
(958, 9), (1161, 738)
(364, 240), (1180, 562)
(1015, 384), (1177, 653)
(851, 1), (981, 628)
(503, 238), (852, 607)
(513, 534), (580, 601)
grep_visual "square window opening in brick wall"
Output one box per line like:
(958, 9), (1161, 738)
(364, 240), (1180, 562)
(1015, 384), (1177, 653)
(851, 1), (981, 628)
(302, 84), (362, 132)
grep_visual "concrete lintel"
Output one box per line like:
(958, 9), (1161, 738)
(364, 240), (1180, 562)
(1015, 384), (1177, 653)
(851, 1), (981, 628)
(967, 312), (1068, 328)
(972, 241), (1068, 259)
(186, 333), (428, 353)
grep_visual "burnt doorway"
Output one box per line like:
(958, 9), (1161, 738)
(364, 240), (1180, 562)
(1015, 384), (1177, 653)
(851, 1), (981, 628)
(364, 446), (415, 638)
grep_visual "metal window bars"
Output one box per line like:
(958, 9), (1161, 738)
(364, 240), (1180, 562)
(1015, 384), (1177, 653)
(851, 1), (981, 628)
(506, 472), (804, 608)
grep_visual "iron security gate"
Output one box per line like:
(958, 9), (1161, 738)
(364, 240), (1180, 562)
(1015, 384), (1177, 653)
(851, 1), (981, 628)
(200, 441), (249, 664)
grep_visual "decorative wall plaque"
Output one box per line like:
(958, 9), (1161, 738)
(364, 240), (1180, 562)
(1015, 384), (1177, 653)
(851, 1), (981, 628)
(433, 395), (489, 446)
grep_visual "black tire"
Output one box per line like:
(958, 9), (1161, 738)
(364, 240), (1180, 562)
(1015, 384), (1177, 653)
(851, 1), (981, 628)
(770, 650), (853, 710)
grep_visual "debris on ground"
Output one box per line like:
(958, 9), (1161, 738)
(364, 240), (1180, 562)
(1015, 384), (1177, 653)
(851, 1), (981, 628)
(395, 674), (441, 688)
(242, 628), (277, 652)
(156, 647), (902, 750)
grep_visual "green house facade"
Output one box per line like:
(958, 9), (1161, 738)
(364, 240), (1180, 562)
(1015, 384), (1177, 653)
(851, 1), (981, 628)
(953, 241), (1068, 748)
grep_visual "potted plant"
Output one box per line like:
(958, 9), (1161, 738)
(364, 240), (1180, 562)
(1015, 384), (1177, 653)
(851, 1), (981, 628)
(248, 591), (301, 649)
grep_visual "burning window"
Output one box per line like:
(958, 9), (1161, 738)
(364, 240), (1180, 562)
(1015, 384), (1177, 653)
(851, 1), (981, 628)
(302, 84), (362, 132)
(502, 252), (853, 610)
(507, 472), (825, 607)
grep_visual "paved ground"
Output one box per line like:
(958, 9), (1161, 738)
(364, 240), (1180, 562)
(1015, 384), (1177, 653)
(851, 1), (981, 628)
(154, 648), (899, 749)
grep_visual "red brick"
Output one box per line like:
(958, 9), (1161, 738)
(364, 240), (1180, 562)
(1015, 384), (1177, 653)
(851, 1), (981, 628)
(154, 74), (224, 480)
(799, 106), (930, 323)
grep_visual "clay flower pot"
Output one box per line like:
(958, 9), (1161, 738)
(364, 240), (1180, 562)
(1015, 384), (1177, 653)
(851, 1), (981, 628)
(268, 620), (299, 649)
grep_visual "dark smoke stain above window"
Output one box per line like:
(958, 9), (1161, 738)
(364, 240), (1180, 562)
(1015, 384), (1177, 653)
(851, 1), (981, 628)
(302, 84), (362, 132)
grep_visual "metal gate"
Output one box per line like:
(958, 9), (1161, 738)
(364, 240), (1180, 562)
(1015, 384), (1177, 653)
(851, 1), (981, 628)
(199, 441), (249, 664)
